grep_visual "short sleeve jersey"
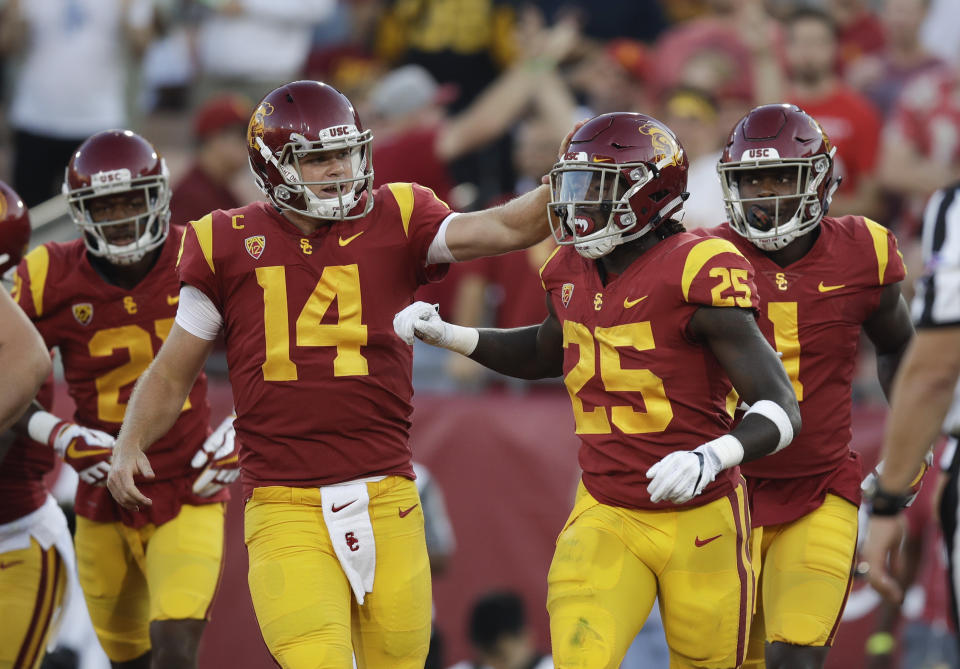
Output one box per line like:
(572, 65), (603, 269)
(176, 184), (451, 496)
(539, 232), (759, 510)
(11, 230), (215, 525)
(700, 217), (905, 525)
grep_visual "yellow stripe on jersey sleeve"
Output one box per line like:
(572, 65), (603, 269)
(187, 214), (216, 275)
(387, 183), (416, 237)
(24, 246), (51, 317)
(681, 238), (745, 302)
(863, 217), (891, 285)
(538, 246), (562, 279)
(175, 225), (189, 267)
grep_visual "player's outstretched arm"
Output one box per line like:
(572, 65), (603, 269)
(0, 290), (51, 433)
(443, 185), (552, 262)
(693, 305), (801, 462)
(862, 282), (914, 399)
(393, 298), (563, 380)
(107, 323), (215, 509)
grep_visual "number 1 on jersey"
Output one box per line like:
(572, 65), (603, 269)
(768, 301), (803, 401)
(256, 264), (369, 381)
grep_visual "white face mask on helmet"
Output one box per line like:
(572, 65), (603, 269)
(718, 146), (837, 251)
(64, 164), (171, 265)
(548, 161), (684, 259)
(252, 126), (374, 220)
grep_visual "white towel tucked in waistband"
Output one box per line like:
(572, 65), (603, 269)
(320, 482), (376, 605)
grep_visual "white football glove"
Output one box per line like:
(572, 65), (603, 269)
(393, 301), (442, 345)
(55, 423), (116, 486)
(191, 415), (240, 497)
(393, 301), (479, 354)
(647, 435), (744, 504)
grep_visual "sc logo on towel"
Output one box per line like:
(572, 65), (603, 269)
(345, 531), (360, 552)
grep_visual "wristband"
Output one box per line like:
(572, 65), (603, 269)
(28, 411), (65, 448)
(442, 324), (479, 356)
(865, 631), (895, 655)
(701, 434), (744, 469)
(868, 485), (910, 516)
(743, 400), (794, 453)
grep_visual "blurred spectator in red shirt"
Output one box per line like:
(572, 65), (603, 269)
(169, 94), (252, 227)
(754, 7), (883, 219)
(847, 0), (945, 119)
(829, 0), (886, 71)
(878, 67), (960, 236)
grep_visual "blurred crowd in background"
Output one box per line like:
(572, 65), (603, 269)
(3, 1), (960, 667)
(2, 0), (960, 397)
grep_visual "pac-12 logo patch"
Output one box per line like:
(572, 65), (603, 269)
(245, 235), (266, 260)
(72, 303), (94, 326)
(561, 283), (574, 308)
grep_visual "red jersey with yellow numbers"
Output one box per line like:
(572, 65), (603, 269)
(540, 232), (760, 510)
(700, 216), (906, 526)
(0, 377), (56, 525)
(12, 229), (221, 527)
(176, 184), (451, 497)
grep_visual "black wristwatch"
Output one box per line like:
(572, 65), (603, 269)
(867, 485), (911, 516)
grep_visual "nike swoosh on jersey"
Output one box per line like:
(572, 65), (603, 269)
(817, 281), (845, 293)
(65, 440), (112, 459)
(331, 500), (357, 513)
(167, 295), (180, 305)
(0, 560), (24, 569)
(399, 504), (419, 518)
(623, 296), (648, 308)
(339, 231), (364, 247)
(694, 534), (721, 547)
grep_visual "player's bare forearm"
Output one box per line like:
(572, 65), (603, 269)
(445, 186), (551, 261)
(471, 323), (563, 380)
(879, 329), (960, 492)
(0, 291), (51, 432)
(691, 305), (801, 462)
(117, 324), (214, 453)
(864, 283), (914, 400)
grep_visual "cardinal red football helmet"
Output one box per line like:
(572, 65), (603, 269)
(0, 180), (30, 277)
(247, 80), (374, 220)
(548, 112), (689, 258)
(63, 130), (171, 265)
(718, 103), (839, 251)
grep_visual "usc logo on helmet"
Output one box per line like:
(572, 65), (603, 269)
(247, 102), (275, 150)
(638, 121), (682, 168)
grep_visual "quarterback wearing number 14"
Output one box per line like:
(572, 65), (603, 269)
(106, 80), (557, 669)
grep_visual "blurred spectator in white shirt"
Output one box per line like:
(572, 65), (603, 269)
(193, 0), (335, 105)
(0, 0), (155, 206)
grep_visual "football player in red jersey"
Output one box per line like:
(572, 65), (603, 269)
(699, 104), (915, 669)
(395, 112), (801, 669)
(106, 80), (563, 669)
(0, 180), (67, 669)
(11, 131), (239, 669)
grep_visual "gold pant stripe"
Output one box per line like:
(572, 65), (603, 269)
(14, 547), (60, 669)
(728, 485), (751, 667)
